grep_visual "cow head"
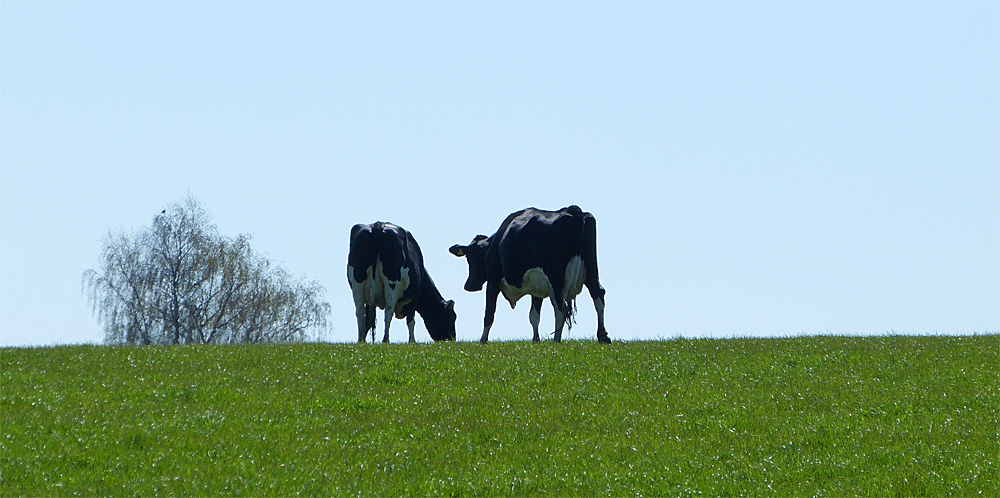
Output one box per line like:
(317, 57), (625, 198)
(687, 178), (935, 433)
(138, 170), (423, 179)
(449, 234), (490, 292)
(423, 300), (457, 341)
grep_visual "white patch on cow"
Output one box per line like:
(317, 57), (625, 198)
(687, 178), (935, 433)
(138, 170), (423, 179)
(499, 256), (587, 309)
(500, 267), (552, 308)
(562, 256), (586, 302)
(376, 260), (412, 317)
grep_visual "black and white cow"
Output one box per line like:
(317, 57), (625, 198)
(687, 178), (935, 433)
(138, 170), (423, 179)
(348, 222), (456, 343)
(450, 205), (609, 343)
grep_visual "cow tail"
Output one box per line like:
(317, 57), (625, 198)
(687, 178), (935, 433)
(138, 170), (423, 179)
(569, 206), (586, 332)
(555, 206), (585, 334)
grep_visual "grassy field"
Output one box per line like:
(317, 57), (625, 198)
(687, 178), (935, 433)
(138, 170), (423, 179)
(2, 335), (997, 496)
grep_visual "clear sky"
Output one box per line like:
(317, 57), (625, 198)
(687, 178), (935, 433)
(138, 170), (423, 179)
(2, 1), (997, 347)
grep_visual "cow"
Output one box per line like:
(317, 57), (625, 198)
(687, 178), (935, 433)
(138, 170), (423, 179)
(348, 222), (456, 343)
(449, 205), (610, 344)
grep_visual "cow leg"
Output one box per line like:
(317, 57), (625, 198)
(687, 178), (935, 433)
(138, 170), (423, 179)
(587, 285), (609, 343)
(548, 275), (572, 343)
(351, 282), (372, 343)
(366, 305), (376, 343)
(592, 293), (609, 343)
(381, 299), (395, 344)
(529, 297), (543, 342)
(481, 283), (500, 343)
(550, 297), (567, 343)
(355, 303), (368, 343)
(583, 213), (610, 343)
(406, 313), (416, 343)
(588, 284), (609, 343)
(381, 280), (401, 343)
(381, 308), (393, 343)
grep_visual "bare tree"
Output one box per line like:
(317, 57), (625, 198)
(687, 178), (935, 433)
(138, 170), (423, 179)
(83, 194), (329, 345)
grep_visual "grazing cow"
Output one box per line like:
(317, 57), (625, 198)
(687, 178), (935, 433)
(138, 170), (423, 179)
(348, 222), (456, 343)
(450, 205), (609, 344)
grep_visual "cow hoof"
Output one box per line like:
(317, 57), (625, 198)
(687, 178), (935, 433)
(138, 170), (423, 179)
(598, 334), (611, 344)
(479, 338), (489, 344)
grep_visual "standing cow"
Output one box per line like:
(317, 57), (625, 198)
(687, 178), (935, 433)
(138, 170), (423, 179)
(348, 222), (456, 343)
(450, 205), (610, 343)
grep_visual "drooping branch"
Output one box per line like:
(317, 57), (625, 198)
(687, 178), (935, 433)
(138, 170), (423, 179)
(82, 194), (329, 345)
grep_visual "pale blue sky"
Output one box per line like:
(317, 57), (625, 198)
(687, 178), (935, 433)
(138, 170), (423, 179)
(2, 1), (997, 346)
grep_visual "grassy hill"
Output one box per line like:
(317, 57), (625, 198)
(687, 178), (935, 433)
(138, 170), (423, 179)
(2, 335), (997, 496)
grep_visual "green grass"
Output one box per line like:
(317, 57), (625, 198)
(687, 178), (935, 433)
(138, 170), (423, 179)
(2, 335), (997, 496)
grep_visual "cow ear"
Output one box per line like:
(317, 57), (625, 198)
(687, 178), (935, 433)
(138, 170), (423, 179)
(449, 244), (466, 257)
